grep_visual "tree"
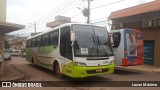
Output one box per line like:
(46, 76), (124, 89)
(5, 40), (10, 49)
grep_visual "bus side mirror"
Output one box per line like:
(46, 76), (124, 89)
(71, 32), (76, 42)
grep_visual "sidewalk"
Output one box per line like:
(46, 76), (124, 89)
(0, 61), (24, 81)
(116, 64), (160, 73)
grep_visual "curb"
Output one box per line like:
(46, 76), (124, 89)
(115, 66), (160, 73)
(152, 69), (160, 73)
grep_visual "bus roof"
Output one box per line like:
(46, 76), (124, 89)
(27, 23), (106, 40)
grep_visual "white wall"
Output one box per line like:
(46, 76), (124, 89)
(0, 0), (6, 21)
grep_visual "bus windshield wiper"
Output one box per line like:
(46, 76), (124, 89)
(96, 35), (108, 57)
(92, 33), (99, 54)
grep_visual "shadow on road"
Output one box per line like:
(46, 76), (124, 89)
(114, 68), (143, 75)
(27, 64), (111, 81)
(26, 64), (115, 87)
(10, 64), (32, 80)
(10, 63), (148, 87)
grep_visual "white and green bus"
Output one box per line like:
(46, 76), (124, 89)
(26, 23), (114, 78)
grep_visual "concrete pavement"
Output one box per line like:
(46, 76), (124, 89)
(0, 61), (24, 81)
(116, 64), (160, 73)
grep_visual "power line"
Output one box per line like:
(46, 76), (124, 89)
(36, 0), (76, 23)
(35, 0), (70, 22)
(36, 0), (80, 25)
(37, 1), (80, 25)
(71, 0), (126, 20)
(58, 1), (81, 16)
(71, 11), (83, 19)
(42, 1), (81, 23)
(36, 0), (126, 25)
(90, 0), (125, 10)
(90, 0), (126, 24)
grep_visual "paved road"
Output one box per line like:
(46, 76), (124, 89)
(3, 57), (160, 90)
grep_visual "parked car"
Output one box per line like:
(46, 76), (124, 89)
(4, 50), (12, 60)
(12, 50), (20, 57)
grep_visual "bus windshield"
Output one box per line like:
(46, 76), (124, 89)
(72, 25), (113, 57)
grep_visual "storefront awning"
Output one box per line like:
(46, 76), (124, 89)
(0, 21), (25, 33)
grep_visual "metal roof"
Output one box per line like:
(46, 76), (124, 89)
(108, 0), (160, 19)
(0, 21), (25, 33)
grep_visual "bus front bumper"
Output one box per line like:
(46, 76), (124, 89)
(71, 64), (114, 78)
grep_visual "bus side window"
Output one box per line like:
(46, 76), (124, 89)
(42, 34), (49, 46)
(60, 26), (72, 60)
(27, 40), (31, 48)
(31, 38), (36, 47)
(49, 30), (59, 45)
(112, 32), (121, 48)
(29, 40), (31, 47)
(36, 36), (41, 47)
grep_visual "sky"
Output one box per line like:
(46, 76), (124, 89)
(7, 0), (155, 37)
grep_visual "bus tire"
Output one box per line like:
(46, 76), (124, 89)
(31, 57), (35, 67)
(54, 62), (63, 78)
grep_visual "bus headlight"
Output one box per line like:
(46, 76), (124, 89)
(109, 61), (114, 65)
(75, 62), (87, 67)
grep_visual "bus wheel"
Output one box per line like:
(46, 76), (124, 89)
(55, 63), (63, 78)
(31, 57), (35, 67)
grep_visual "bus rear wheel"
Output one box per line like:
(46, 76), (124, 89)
(55, 63), (63, 78)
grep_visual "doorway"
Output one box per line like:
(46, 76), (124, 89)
(144, 40), (154, 65)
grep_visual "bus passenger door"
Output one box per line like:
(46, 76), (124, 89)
(60, 26), (73, 76)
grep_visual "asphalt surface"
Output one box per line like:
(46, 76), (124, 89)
(2, 57), (160, 90)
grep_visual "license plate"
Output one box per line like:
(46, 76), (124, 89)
(96, 69), (102, 72)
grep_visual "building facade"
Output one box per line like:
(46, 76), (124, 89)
(108, 0), (160, 66)
(46, 15), (71, 28)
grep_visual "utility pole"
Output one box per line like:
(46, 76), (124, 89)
(82, 0), (92, 23)
(87, 0), (91, 23)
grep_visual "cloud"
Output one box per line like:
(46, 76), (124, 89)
(7, 0), (65, 24)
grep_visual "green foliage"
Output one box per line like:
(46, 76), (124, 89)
(5, 40), (10, 49)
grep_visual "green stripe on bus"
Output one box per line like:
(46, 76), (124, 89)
(38, 45), (58, 54)
(26, 48), (53, 67)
